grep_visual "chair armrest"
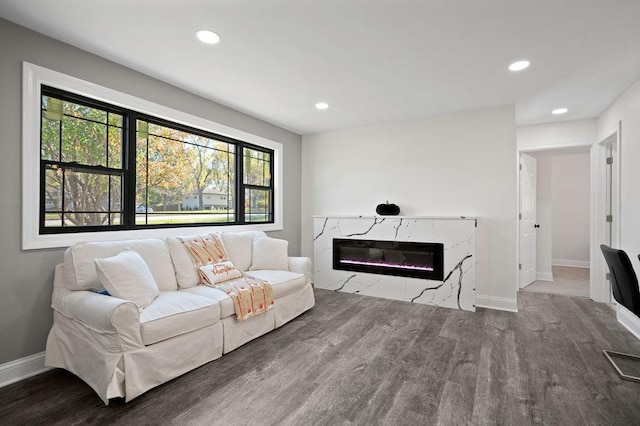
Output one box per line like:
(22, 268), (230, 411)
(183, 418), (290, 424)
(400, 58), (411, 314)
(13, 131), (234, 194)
(52, 265), (143, 352)
(288, 256), (312, 284)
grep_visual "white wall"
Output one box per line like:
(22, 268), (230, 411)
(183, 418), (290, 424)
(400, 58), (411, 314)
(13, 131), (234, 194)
(551, 153), (591, 267)
(529, 152), (553, 280)
(517, 118), (597, 151)
(301, 105), (518, 309)
(598, 78), (640, 273)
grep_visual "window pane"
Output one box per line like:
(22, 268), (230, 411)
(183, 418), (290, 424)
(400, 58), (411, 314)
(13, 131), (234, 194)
(44, 167), (62, 212)
(109, 213), (123, 226)
(243, 147), (271, 187)
(64, 100), (107, 123)
(109, 175), (122, 213)
(107, 112), (122, 127)
(44, 213), (63, 228)
(41, 110), (61, 161)
(136, 121), (236, 225)
(108, 126), (122, 168)
(245, 188), (271, 223)
(62, 169), (120, 227)
(61, 115), (107, 166)
(136, 129), (149, 224)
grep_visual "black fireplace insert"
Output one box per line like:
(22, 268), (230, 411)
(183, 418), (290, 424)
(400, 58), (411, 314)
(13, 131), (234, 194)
(333, 238), (444, 281)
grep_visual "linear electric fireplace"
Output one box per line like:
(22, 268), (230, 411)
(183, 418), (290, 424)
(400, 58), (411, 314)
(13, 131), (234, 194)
(333, 238), (444, 281)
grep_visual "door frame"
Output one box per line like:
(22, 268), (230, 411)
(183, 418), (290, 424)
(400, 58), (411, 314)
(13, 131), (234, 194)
(591, 121), (622, 304)
(516, 139), (593, 298)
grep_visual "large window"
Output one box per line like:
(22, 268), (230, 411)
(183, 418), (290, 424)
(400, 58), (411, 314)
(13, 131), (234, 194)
(38, 86), (274, 234)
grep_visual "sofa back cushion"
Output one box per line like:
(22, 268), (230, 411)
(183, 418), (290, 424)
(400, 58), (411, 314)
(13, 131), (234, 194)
(221, 231), (266, 271)
(168, 233), (228, 288)
(64, 238), (178, 292)
(248, 236), (289, 271)
(166, 231), (266, 288)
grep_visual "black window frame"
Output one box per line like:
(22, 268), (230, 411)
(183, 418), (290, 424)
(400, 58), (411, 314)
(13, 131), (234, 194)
(39, 85), (275, 234)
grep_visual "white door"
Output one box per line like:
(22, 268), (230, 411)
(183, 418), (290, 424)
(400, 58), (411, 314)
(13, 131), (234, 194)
(520, 153), (537, 287)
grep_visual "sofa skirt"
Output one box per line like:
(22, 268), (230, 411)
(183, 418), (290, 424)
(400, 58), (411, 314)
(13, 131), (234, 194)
(274, 283), (315, 328)
(45, 313), (223, 404)
(221, 283), (315, 353)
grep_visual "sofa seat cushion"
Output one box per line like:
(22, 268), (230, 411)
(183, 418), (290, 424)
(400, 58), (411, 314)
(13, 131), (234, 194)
(181, 286), (235, 319)
(244, 270), (307, 299)
(139, 292), (220, 345)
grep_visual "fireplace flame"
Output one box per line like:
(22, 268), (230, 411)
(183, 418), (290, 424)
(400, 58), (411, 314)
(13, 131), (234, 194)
(340, 259), (434, 272)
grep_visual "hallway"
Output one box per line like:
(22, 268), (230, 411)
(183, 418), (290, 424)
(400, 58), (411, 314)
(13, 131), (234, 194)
(521, 266), (589, 298)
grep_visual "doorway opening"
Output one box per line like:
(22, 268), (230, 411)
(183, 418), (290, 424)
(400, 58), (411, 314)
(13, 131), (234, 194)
(518, 146), (592, 298)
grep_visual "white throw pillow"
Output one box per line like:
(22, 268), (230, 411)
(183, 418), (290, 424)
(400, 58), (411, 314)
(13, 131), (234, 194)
(249, 237), (289, 271)
(94, 250), (160, 311)
(199, 261), (243, 285)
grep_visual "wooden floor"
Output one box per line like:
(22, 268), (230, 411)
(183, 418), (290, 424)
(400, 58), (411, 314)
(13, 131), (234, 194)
(2, 289), (640, 425)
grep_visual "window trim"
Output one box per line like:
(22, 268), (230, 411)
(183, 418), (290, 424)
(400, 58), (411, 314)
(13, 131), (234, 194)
(22, 62), (283, 250)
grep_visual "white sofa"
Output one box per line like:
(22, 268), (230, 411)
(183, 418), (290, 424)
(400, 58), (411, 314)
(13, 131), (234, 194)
(44, 231), (315, 404)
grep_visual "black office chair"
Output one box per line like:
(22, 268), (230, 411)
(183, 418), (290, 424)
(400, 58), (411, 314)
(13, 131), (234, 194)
(600, 244), (640, 382)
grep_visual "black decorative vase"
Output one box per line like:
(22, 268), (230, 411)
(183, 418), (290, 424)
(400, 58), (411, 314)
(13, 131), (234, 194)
(376, 201), (400, 216)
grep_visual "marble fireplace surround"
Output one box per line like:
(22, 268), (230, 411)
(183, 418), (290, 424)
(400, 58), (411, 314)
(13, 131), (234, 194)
(313, 216), (476, 311)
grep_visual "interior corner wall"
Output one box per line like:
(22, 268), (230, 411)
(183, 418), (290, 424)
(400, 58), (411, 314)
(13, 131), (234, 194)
(529, 152), (553, 280)
(551, 153), (591, 267)
(301, 105), (518, 305)
(598, 77), (640, 274)
(0, 18), (302, 365)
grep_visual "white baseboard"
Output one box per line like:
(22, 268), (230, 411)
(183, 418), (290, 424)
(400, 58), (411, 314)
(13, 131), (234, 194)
(475, 295), (518, 313)
(536, 272), (554, 281)
(552, 259), (590, 269)
(617, 305), (640, 341)
(0, 352), (49, 388)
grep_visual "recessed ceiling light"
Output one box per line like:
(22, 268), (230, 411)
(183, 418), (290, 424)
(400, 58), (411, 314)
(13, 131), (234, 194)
(508, 60), (530, 71)
(552, 108), (568, 115)
(195, 30), (221, 45)
(315, 102), (329, 110)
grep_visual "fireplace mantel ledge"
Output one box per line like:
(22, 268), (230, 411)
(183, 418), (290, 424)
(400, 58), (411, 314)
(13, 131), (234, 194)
(313, 215), (477, 220)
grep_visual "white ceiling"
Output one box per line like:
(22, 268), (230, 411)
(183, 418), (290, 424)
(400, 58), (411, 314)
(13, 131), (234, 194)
(2, 0), (640, 135)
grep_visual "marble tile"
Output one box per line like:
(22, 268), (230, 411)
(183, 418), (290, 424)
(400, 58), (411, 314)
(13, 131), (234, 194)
(313, 216), (476, 311)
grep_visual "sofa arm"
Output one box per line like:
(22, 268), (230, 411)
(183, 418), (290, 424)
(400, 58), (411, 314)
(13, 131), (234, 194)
(52, 265), (143, 352)
(288, 256), (312, 284)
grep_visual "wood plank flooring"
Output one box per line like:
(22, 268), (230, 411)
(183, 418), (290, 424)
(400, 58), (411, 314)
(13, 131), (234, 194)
(2, 289), (640, 425)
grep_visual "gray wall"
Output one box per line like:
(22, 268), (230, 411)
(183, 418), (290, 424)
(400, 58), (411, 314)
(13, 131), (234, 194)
(0, 18), (302, 365)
